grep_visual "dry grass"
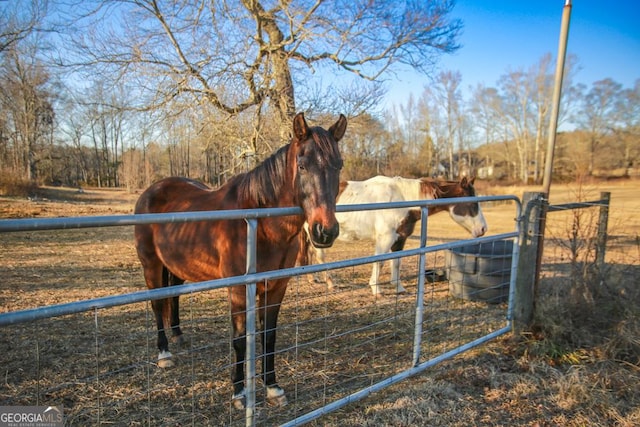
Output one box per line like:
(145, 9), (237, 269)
(1, 180), (639, 426)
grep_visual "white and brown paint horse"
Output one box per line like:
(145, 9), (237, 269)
(297, 175), (488, 295)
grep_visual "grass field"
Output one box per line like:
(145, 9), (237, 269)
(1, 180), (638, 426)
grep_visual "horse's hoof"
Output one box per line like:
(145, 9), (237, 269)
(171, 334), (184, 347)
(232, 393), (246, 410)
(266, 386), (287, 407)
(157, 358), (174, 368)
(157, 351), (174, 368)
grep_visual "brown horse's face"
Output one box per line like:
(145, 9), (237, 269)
(292, 113), (347, 248)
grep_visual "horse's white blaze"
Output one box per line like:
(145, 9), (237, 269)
(448, 205), (488, 238)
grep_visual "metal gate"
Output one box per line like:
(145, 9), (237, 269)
(0, 194), (521, 425)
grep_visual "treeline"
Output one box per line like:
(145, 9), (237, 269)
(1, 1), (638, 195)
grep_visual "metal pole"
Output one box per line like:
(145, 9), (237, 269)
(542, 0), (572, 195)
(244, 219), (258, 426)
(535, 0), (572, 299)
(412, 207), (429, 366)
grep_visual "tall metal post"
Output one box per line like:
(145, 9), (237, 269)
(542, 0), (572, 195)
(412, 207), (429, 366)
(534, 1), (573, 303)
(244, 219), (258, 426)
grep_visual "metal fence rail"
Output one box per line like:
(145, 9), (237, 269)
(1, 194), (521, 426)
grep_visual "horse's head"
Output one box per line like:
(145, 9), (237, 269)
(446, 177), (488, 237)
(291, 112), (346, 248)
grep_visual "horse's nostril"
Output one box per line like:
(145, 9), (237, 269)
(310, 221), (339, 247)
(313, 222), (323, 239)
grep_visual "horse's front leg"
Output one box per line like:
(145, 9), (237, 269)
(369, 231), (403, 295)
(314, 247), (336, 291)
(390, 237), (409, 294)
(259, 281), (288, 407)
(369, 234), (392, 295)
(389, 258), (407, 294)
(229, 290), (248, 410)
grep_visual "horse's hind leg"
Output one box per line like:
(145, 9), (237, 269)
(150, 298), (174, 368)
(136, 226), (175, 367)
(139, 256), (174, 367)
(167, 270), (185, 346)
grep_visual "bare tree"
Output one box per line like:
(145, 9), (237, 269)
(470, 84), (501, 146)
(53, 0), (461, 139)
(529, 54), (553, 183)
(498, 68), (533, 183)
(0, 45), (54, 182)
(0, 0), (47, 53)
(334, 112), (389, 180)
(577, 78), (623, 176)
(424, 70), (462, 179)
(612, 79), (640, 176)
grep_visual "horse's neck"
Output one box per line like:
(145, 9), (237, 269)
(237, 146), (292, 208)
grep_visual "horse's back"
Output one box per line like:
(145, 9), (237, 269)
(133, 177), (239, 282)
(336, 177), (410, 240)
(134, 177), (212, 215)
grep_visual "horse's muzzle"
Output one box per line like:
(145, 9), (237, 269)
(309, 222), (339, 248)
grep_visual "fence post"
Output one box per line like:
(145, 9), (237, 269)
(245, 218), (258, 427)
(513, 192), (545, 334)
(595, 192), (610, 271)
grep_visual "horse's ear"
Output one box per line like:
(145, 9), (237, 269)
(461, 176), (476, 188)
(329, 114), (347, 142)
(293, 112), (309, 143)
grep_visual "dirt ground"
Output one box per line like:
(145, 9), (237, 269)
(0, 180), (638, 426)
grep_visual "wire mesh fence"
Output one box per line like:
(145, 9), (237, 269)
(1, 196), (520, 426)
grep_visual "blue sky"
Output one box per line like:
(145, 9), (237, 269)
(385, 0), (640, 107)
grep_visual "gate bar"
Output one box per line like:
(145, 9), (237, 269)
(281, 325), (512, 427)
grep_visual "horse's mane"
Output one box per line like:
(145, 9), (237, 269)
(231, 126), (341, 207)
(228, 144), (289, 208)
(435, 179), (475, 198)
(419, 178), (475, 199)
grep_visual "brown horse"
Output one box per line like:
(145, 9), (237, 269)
(134, 113), (346, 409)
